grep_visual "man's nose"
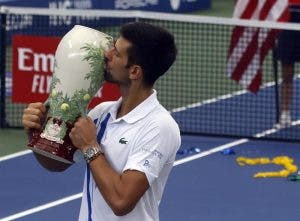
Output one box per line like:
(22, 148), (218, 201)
(105, 48), (113, 60)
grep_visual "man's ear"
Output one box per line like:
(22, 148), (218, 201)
(129, 65), (143, 80)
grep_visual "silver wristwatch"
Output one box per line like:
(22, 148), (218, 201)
(83, 146), (103, 163)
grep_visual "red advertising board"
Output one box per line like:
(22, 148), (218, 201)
(12, 35), (120, 109)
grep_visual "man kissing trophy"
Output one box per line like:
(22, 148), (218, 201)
(27, 25), (112, 167)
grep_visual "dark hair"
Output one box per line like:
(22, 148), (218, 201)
(120, 22), (177, 87)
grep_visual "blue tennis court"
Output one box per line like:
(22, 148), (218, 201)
(1, 81), (300, 220)
(173, 77), (300, 140)
(1, 135), (300, 221)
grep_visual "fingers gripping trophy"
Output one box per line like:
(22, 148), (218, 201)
(28, 25), (113, 165)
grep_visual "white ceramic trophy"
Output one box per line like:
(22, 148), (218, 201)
(28, 25), (113, 165)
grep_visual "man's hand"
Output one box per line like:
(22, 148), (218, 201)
(69, 116), (99, 152)
(22, 102), (71, 172)
(22, 102), (47, 132)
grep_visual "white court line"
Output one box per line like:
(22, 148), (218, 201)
(173, 117), (300, 167)
(0, 193), (82, 221)
(172, 75), (300, 114)
(0, 150), (31, 162)
(174, 138), (248, 166)
(171, 80), (276, 113)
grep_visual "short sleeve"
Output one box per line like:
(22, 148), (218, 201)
(122, 117), (180, 185)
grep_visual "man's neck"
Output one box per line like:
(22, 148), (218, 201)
(117, 86), (153, 119)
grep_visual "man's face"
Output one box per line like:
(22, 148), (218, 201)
(104, 37), (132, 85)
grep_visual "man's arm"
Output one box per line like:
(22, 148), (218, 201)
(70, 116), (150, 216)
(90, 155), (149, 216)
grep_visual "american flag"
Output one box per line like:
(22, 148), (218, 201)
(227, 0), (289, 92)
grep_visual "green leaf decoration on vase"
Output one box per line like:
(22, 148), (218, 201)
(47, 40), (111, 123)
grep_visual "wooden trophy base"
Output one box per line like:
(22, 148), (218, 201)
(27, 118), (76, 165)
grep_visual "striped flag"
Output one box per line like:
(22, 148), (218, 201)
(227, 0), (289, 92)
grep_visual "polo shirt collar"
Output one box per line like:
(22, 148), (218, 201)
(109, 89), (159, 124)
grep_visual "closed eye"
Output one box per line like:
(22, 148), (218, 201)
(113, 40), (121, 57)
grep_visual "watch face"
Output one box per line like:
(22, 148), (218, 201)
(87, 148), (96, 157)
(84, 147), (101, 162)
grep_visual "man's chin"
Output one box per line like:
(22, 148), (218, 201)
(103, 71), (116, 83)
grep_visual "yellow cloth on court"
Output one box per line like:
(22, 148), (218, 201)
(236, 156), (298, 178)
